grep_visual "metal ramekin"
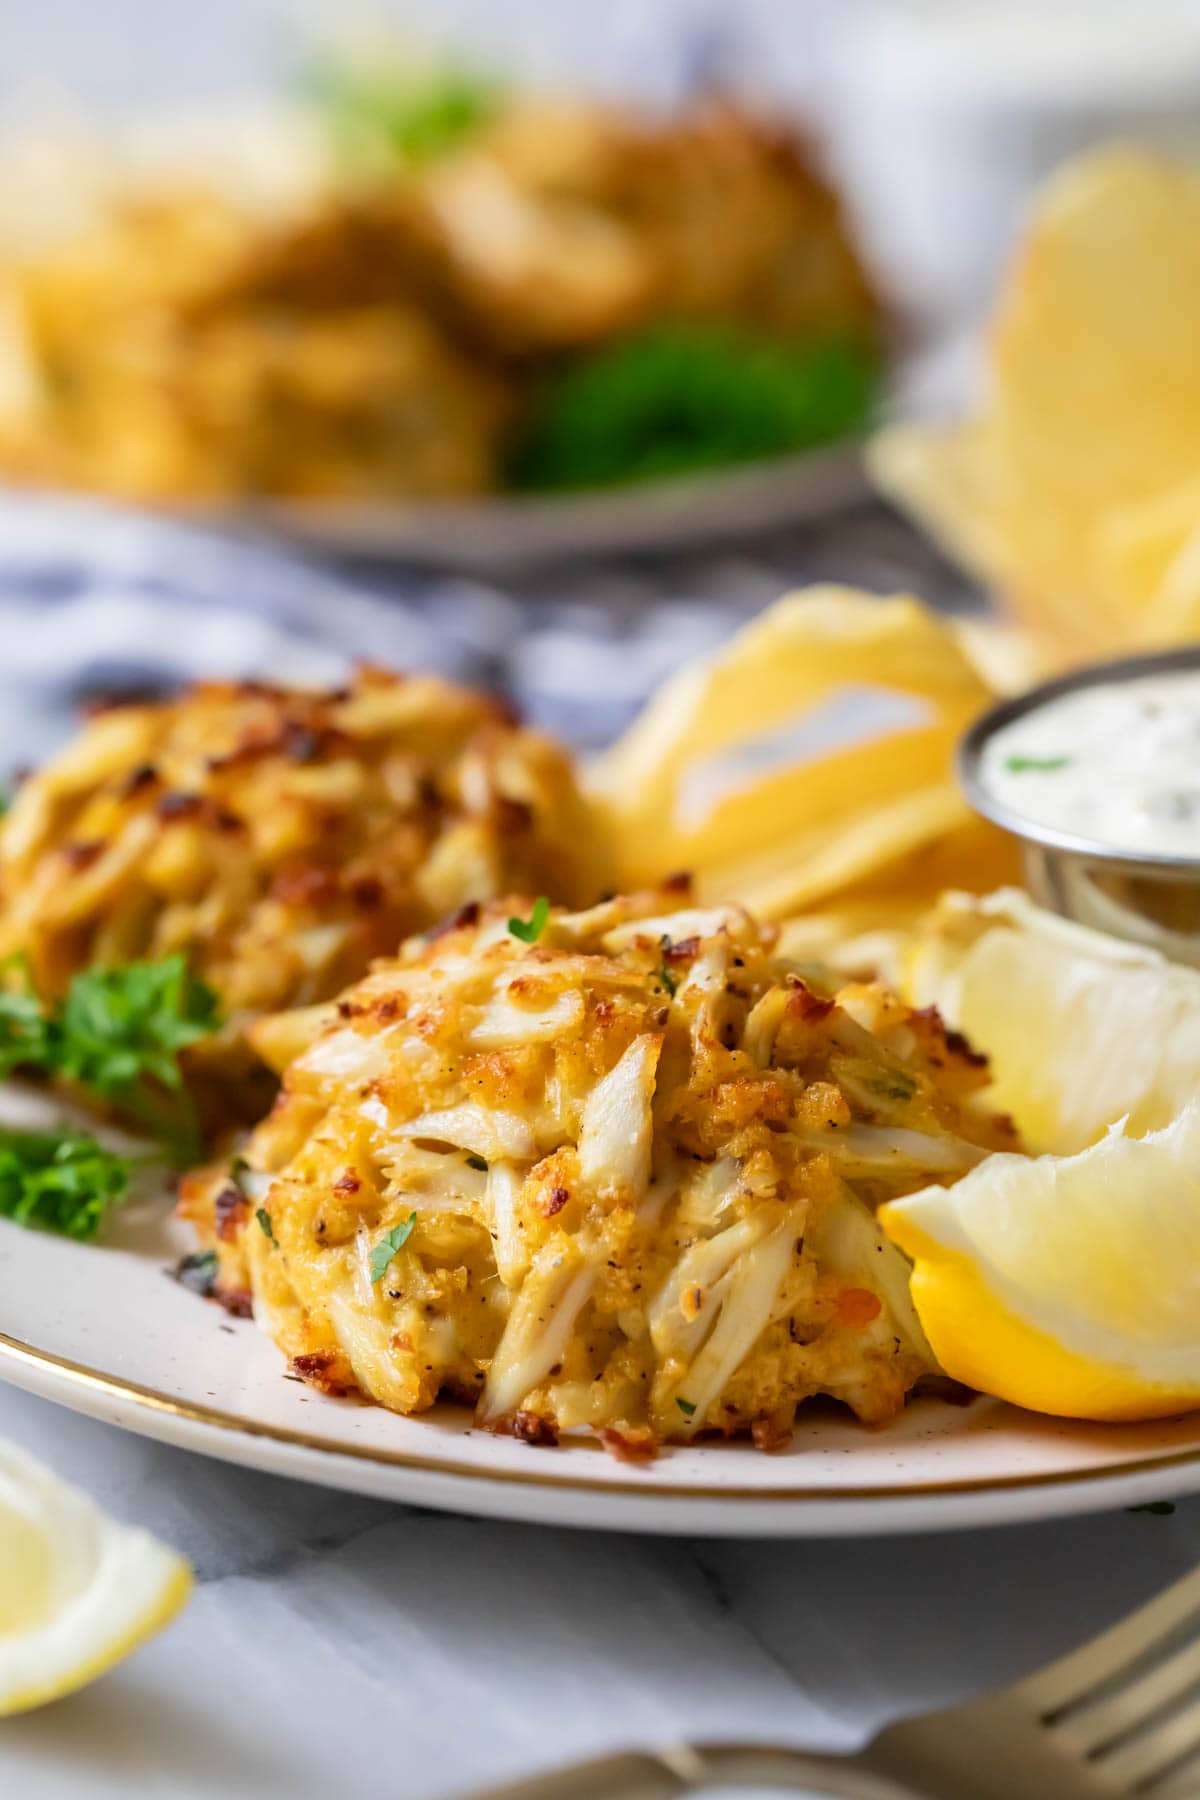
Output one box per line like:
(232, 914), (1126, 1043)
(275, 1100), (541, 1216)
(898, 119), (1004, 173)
(958, 645), (1200, 966)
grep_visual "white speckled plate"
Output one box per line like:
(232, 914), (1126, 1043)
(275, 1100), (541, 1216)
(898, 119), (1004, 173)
(1, 1089), (1198, 1537)
(191, 445), (869, 571)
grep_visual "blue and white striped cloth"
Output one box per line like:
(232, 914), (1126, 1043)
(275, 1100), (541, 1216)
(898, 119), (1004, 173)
(0, 489), (970, 772)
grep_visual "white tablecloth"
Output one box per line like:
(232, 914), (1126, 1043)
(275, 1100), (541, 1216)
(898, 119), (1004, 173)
(3, 1383), (1199, 1800)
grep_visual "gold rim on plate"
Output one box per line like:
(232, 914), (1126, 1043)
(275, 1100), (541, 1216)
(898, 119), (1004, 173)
(2, 1329), (1199, 1506)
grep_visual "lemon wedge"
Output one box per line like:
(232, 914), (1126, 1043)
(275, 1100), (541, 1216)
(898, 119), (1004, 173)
(905, 887), (1200, 1154)
(0, 1441), (191, 1714)
(881, 1105), (1200, 1421)
(890, 889), (1200, 1420)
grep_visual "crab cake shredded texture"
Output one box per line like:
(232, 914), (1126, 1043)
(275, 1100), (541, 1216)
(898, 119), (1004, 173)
(0, 670), (595, 1113)
(181, 890), (1015, 1453)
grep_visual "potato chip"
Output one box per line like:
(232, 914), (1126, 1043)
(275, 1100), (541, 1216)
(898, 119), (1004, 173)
(590, 585), (1019, 918)
(871, 147), (1200, 656)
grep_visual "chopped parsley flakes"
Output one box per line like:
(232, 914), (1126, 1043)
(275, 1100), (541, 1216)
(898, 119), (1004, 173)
(1003, 754), (1071, 774)
(870, 1071), (917, 1103)
(508, 896), (550, 945)
(175, 1247), (219, 1296)
(369, 1212), (418, 1284)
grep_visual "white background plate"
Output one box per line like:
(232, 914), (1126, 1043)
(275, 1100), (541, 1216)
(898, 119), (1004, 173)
(2, 1086), (1198, 1536)
(192, 445), (869, 570)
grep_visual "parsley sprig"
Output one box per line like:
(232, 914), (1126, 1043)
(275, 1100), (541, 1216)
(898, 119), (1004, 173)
(0, 1125), (130, 1241)
(508, 896), (550, 945)
(0, 954), (220, 1163)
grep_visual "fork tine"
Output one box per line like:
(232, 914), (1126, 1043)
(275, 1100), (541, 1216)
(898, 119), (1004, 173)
(1092, 1696), (1200, 1791)
(1145, 1742), (1200, 1797)
(1018, 1568), (1200, 1715)
(1051, 1634), (1200, 1754)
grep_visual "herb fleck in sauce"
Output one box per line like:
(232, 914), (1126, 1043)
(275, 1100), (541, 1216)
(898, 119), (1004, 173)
(982, 671), (1200, 855)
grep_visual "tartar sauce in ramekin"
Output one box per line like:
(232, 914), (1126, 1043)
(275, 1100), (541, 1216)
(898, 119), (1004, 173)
(979, 669), (1200, 856)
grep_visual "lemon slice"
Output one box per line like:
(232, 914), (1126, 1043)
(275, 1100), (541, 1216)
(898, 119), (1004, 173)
(905, 887), (1200, 1154)
(880, 1105), (1200, 1421)
(0, 1442), (191, 1714)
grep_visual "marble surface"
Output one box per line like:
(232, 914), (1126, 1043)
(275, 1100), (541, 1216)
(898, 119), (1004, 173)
(2, 1380), (1199, 1800)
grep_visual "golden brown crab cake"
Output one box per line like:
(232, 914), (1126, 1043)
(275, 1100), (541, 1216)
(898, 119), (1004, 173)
(0, 668), (596, 1120)
(0, 189), (510, 502)
(158, 304), (507, 501)
(402, 98), (880, 359)
(182, 888), (1015, 1451)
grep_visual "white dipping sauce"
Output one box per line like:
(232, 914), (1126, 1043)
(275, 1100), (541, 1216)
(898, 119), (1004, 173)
(980, 670), (1200, 856)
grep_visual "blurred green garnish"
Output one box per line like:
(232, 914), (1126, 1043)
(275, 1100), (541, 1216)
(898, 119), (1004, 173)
(304, 58), (501, 167)
(0, 960), (58, 1077)
(505, 325), (880, 494)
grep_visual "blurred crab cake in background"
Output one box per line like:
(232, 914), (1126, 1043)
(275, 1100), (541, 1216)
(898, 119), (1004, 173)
(182, 888), (1015, 1450)
(0, 668), (595, 1127)
(0, 188), (513, 503)
(0, 76), (881, 505)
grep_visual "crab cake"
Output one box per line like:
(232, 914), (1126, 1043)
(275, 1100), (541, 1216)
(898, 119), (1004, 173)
(182, 888), (1014, 1451)
(0, 190), (509, 501)
(0, 669), (595, 1118)
(404, 98), (880, 359)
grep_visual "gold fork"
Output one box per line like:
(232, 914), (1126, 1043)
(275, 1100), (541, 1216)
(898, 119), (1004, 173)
(466, 1565), (1200, 1799)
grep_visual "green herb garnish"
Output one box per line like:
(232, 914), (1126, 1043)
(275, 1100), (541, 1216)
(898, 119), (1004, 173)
(305, 58), (500, 168)
(369, 1211), (417, 1284)
(675, 1396), (697, 1419)
(506, 325), (879, 494)
(0, 958), (58, 1075)
(658, 963), (678, 998)
(0, 1125), (130, 1241)
(175, 1247), (219, 1296)
(870, 1071), (917, 1103)
(465, 1153), (488, 1172)
(508, 896), (550, 945)
(256, 1207), (276, 1245)
(1003, 754), (1071, 774)
(0, 953), (220, 1163)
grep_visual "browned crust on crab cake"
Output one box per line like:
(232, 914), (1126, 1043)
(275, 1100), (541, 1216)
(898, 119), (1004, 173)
(182, 889), (1013, 1454)
(0, 667), (597, 1127)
